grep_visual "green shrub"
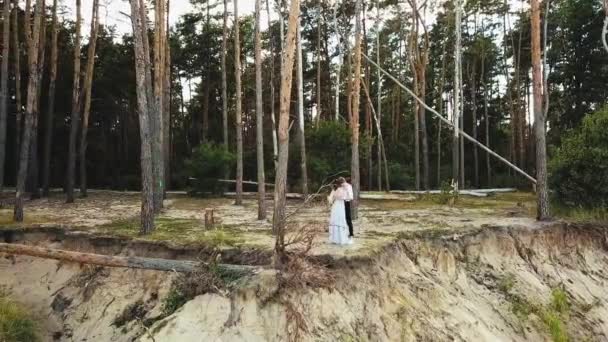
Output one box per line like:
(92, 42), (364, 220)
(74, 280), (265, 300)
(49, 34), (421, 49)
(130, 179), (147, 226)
(436, 180), (458, 205)
(185, 144), (235, 195)
(387, 162), (414, 190)
(0, 292), (39, 342)
(306, 121), (352, 188)
(549, 108), (608, 208)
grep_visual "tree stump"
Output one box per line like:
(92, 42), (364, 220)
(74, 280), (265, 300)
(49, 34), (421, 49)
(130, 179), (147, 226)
(204, 208), (215, 229)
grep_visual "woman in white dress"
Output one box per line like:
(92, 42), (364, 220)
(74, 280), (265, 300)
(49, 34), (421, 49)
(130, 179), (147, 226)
(327, 179), (352, 245)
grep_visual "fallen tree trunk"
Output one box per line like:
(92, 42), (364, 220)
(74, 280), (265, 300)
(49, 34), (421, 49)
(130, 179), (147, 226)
(0, 242), (258, 273)
(217, 179), (275, 187)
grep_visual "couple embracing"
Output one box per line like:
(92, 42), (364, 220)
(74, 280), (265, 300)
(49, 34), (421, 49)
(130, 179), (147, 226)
(327, 177), (355, 245)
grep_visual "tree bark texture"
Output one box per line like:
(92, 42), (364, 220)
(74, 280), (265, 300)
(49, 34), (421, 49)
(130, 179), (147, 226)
(42, 0), (59, 197)
(530, 0), (550, 220)
(66, 0), (82, 203)
(255, 0), (266, 219)
(273, 0), (300, 258)
(296, 19), (308, 195)
(12, 0), (22, 179)
(351, 0), (362, 219)
(234, 0), (243, 205)
(0, 0), (10, 190)
(266, 0), (278, 167)
(14, 0), (44, 221)
(130, 0), (155, 233)
(79, 0), (100, 198)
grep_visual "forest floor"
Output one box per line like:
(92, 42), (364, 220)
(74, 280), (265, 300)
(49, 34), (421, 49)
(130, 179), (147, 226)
(0, 190), (538, 260)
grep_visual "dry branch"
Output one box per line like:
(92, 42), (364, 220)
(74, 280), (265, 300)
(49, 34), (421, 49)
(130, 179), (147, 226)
(0, 243), (257, 273)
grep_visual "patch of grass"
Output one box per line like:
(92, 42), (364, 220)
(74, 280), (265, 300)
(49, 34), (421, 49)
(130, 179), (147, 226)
(161, 287), (187, 317)
(0, 210), (53, 227)
(550, 288), (569, 315)
(498, 273), (516, 294)
(552, 204), (608, 223)
(98, 217), (247, 247)
(541, 310), (569, 342)
(504, 286), (571, 342)
(0, 290), (40, 342)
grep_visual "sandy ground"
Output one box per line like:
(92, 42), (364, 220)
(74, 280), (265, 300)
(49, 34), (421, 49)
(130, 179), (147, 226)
(0, 191), (538, 258)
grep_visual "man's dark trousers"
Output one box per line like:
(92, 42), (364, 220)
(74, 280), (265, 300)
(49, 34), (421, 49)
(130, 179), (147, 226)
(345, 201), (354, 237)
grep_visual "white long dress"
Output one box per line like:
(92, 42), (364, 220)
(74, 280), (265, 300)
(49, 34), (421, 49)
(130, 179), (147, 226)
(327, 188), (350, 245)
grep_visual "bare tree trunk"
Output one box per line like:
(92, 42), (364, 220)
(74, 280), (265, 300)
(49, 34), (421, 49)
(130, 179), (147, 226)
(543, 0), (550, 120)
(296, 19), (308, 195)
(163, 0), (171, 190)
(14, 0), (44, 221)
(222, 0), (228, 155)
(481, 44), (491, 187)
(332, 3), (341, 121)
(363, 10), (372, 190)
(130, 0), (154, 233)
(437, 46), (446, 187)
(27, 0), (46, 199)
(273, 0), (300, 258)
(255, 0), (266, 220)
(376, 2), (382, 191)
(151, 0), (165, 211)
(0, 0), (10, 190)
(12, 0), (22, 179)
(315, 0), (322, 124)
(453, 0), (462, 191)
(530, 0), (549, 220)
(79, 0), (100, 198)
(470, 62), (479, 188)
(266, 0), (278, 167)
(42, 0), (59, 197)
(66, 0), (82, 203)
(351, 0), (362, 219)
(234, 0), (243, 205)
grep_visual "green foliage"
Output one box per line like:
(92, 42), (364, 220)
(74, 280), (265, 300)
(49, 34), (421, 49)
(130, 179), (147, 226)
(306, 121), (352, 187)
(550, 288), (570, 315)
(541, 311), (569, 342)
(436, 180), (459, 205)
(0, 291), (39, 342)
(185, 144), (236, 195)
(549, 108), (608, 209)
(161, 287), (187, 317)
(387, 162), (414, 190)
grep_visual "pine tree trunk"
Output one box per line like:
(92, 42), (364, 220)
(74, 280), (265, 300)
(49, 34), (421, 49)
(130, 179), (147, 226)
(151, 0), (165, 211)
(453, 0), (462, 191)
(42, 0), (59, 197)
(481, 47), (491, 187)
(376, 3), (382, 191)
(266, 0), (278, 167)
(436, 47), (446, 187)
(296, 19), (308, 195)
(255, 0), (266, 220)
(273, 0), (300, 255)
(27, 8), (46, 199)
(412, 74), (420, 190)
(234, 0), (243, 205)
(530, 0), (549, 220)
(351, 0), (362, 219)
(79, 0), (100, 198)
(470, 62), (479, 188)
(163, 0), (171, 190)
(14, 0), (44, 222)
(66, 0), (82, 203)
(363, 11), (372, 190)
(12, 0), (22, 179)
(315, 0), (321, 124)
(222, 0), (228, 155)
(130, 0), (154, 233)
(332, 4), (341, 121)
(419, 70), (429, 190)
(0, 0), (10, 190)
